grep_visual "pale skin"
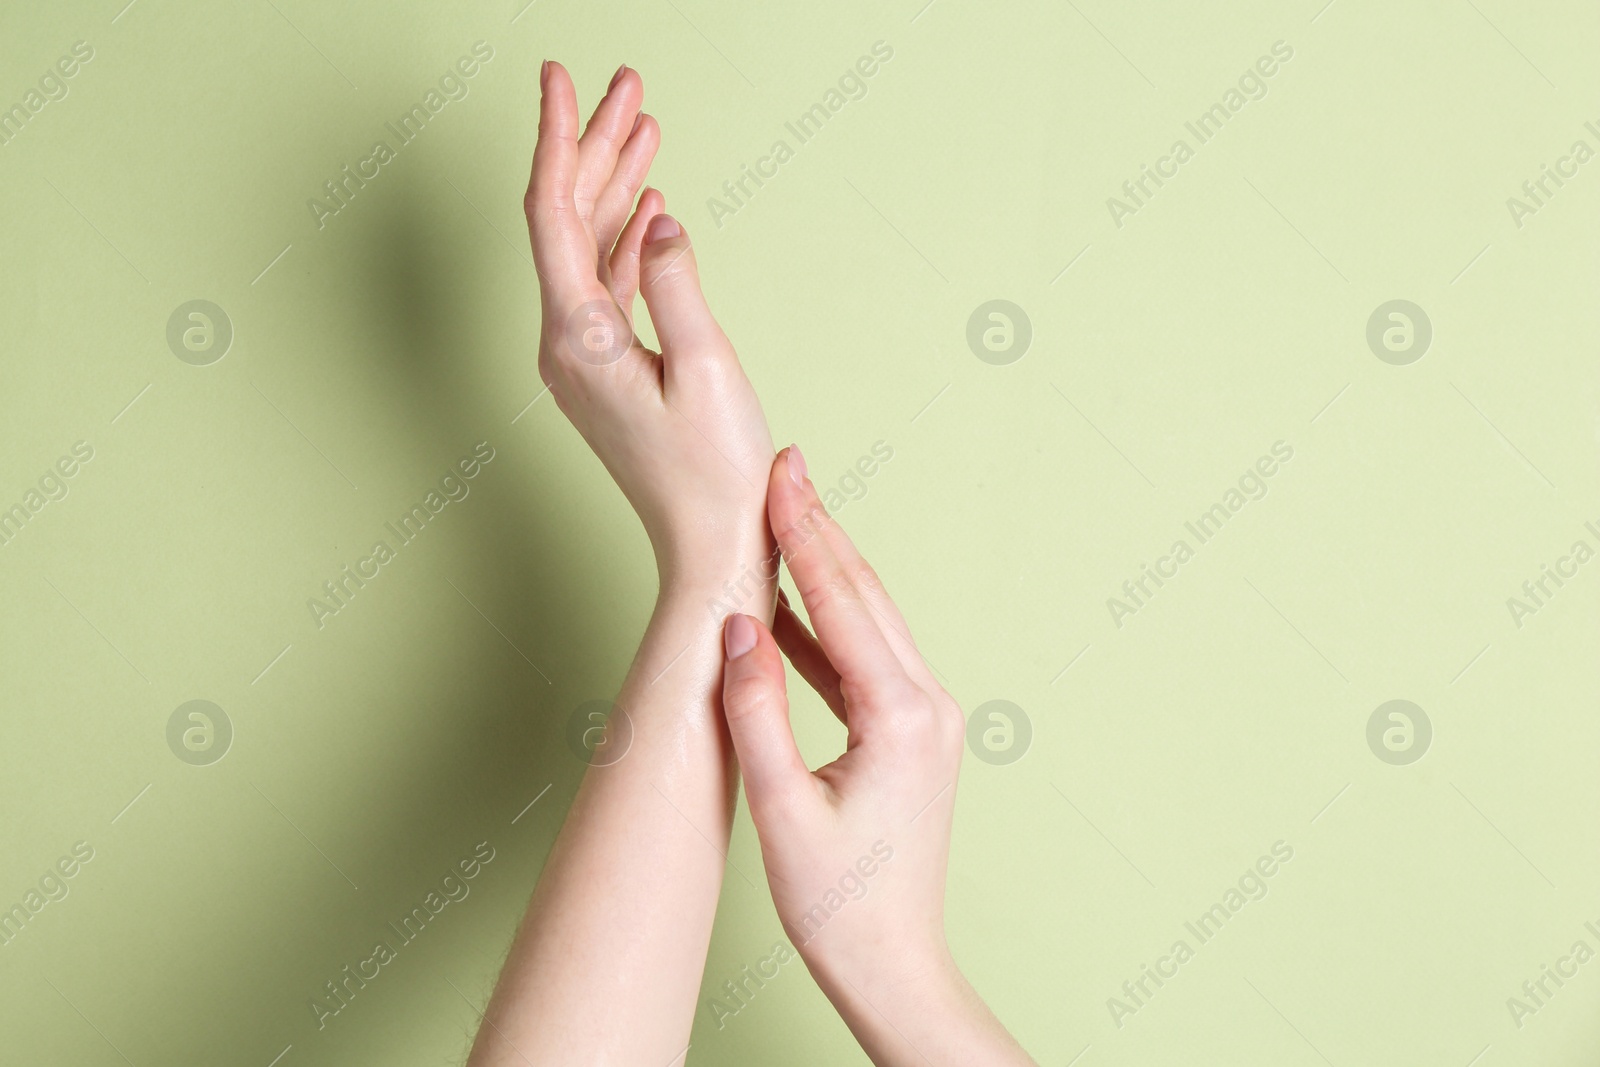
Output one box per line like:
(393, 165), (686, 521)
(466, 61), (1034, 1066)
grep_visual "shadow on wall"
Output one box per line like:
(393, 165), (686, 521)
(130, 171), (649, 1062)
(122, 163), (806, 1064)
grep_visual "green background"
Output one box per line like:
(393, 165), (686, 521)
(2, 0), (1596, 1063)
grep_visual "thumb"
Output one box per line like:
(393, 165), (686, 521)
(638, 213), (728, 361)
(722, 613), (811, 816)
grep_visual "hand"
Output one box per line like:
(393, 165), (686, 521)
(526, 61), (774, 587)
(720, 447), (1035, 1066)
(470, 62), (779, 1067)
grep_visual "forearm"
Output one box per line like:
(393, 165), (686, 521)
(468, 551), (775, 1065)
(816, 950), (1037, 1067)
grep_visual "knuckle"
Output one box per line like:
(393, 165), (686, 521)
(885, 689), (951, 741)
(822, 569), (860, 606)
(880, 705), (927, 743)
(902, 687), (938, 723)
(777, 510), (839, 572)
(933, 700), (965, 744)
(780, 556), (832, 604)
(837, 669), (918, 718)
(527, 195), (573, 230)
(775, 512), (825, 563)
(847, 557), (886, 600)
(723, 674), (777, 720)
(778, 487), (832, 527)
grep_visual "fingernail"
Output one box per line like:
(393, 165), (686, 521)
(644, 214), (681, 243)
(540, 60), (549, 89)
(630, 111), (645, 136)
(725, 614), (757, 660)
(787, 445), (807, 486)
(610, 64), (627, 91)
(777, 588), (790, 608)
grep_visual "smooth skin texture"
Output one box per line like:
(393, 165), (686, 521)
(470, 60), (1034, 1066)
(465, 61), (776, 1066)
(525, 61), (772, 588)
(721, 448), (1036, 1066)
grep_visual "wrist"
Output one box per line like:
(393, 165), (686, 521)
(806, 931), (959, 1009)
(812, 946), (1034, 1067)
(655, 538), (779, 620)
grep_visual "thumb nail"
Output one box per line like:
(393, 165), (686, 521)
(724, 614), (757, 660)
(644, 214), (682, 244)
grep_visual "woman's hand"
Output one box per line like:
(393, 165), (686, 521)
(471, 62), (778, 1067)
(527, 61), (774, 589)
(720, 447), (1036, 1066)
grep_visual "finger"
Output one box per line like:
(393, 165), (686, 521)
(766, 448), (918, 707)
(776, 445), (931, 687)
(722, 614), (815, 818)
(525, 60), (593, 300)
(637, 213), (731, 362)
(773, 590), (847, 725)
(594, 112), (659, 256)
(607, 186), (665, 312)
(576, 65), (644, 223)
(797, 462), (930, 688)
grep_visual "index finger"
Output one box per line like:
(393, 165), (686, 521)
(766, 447), (917, 709)
(524, 61), (595, 302)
